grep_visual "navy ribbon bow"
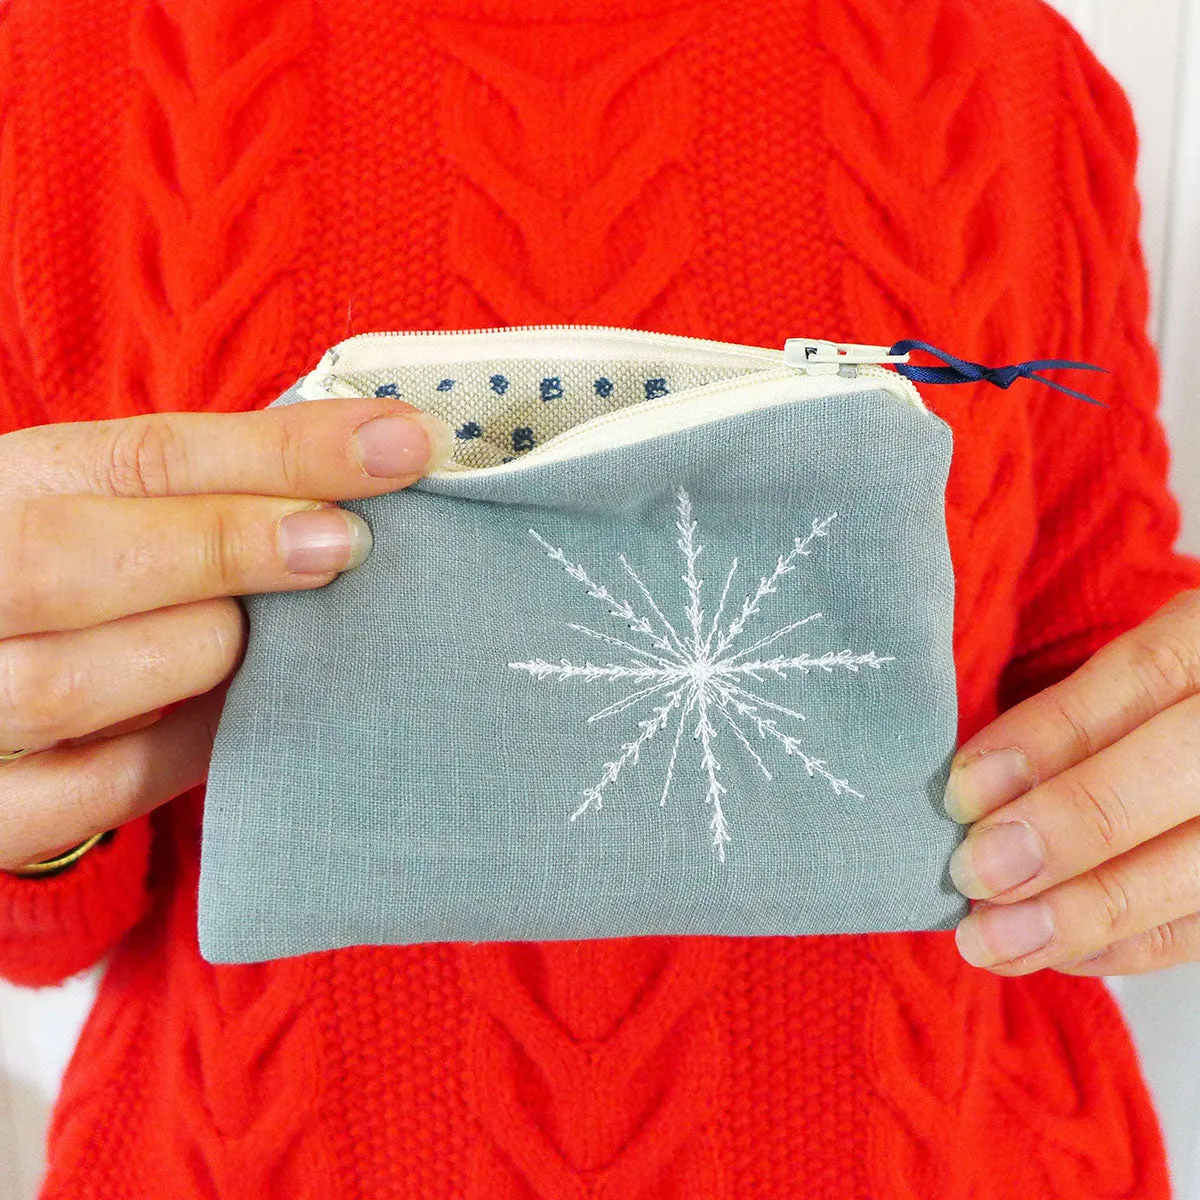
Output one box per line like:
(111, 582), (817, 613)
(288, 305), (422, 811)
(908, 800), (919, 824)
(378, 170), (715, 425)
(888, 339), (1109, 407)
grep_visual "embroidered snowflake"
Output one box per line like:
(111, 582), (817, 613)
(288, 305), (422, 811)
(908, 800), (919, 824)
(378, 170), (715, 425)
(508, 488), (894, 861)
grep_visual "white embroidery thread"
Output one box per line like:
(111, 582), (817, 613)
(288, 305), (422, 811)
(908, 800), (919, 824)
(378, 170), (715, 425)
(509, 488), (893, 860)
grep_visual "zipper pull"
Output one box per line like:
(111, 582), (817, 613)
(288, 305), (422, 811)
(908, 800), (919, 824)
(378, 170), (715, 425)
(888, 338), (1109, 406)
(782, 338), (911, 376)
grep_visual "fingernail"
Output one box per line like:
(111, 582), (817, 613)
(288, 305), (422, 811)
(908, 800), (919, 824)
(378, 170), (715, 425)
(353, 412), (455, 478)
(279, 507), (372, 574)
(943, 747), (1035, 823)
(949, 821), (1045, 898)
(955, 899), (1055, 967)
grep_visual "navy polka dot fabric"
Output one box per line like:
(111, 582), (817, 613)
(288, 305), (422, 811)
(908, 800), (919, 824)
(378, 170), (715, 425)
(342, 358), (756, 469)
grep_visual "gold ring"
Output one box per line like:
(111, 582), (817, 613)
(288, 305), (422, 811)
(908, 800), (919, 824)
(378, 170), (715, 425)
(0, 747), (31, 762)
(7, 832), (107, 877)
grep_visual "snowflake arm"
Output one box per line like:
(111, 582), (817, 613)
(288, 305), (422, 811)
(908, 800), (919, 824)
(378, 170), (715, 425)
(587, 675), (685, 723)
(694, 698), (732, 860)
(715, 703), (773, 780)
(674, 489), (706, 653)
(702, 556), (739, 656)
(714, 514), (837, 655)
(571, 688), (685, 821)
(562, 621), (678, 670)
(618, 554), (689, 658)
(732, 649), (895, 680)
(718, 686), (862, 798)
(724, 612), (824, 664)
(529, 529), (678, 657)
(507, 658), (668, 683)
(660, 689), (698, 809)
(716, 681), (808, 725)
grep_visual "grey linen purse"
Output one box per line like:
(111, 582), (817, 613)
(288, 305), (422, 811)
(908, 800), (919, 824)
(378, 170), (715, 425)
(199, 325), (966, 964)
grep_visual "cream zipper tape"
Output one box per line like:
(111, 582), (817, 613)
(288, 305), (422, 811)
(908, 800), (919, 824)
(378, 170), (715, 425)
(303, 324), (794, 377)
(292, 324), (928, 476)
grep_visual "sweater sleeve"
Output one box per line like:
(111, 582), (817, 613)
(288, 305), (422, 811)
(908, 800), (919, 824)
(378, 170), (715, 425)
(0, 820), (156, 988)
(0, 275), (157, 990)
(998, 19), (1200, 712)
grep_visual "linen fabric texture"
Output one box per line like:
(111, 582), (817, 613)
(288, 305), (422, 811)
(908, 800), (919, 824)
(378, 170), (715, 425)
(199, 373), (965, 964)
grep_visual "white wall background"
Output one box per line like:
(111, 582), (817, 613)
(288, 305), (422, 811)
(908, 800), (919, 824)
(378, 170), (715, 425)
(1, 3), (1199, 1199)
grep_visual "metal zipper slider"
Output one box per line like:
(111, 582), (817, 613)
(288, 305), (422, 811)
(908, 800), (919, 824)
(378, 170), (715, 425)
(782, 338), (911, 376)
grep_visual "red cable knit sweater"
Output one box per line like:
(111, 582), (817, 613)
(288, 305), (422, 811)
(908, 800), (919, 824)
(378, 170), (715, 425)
(2, 0), (1199, 1196)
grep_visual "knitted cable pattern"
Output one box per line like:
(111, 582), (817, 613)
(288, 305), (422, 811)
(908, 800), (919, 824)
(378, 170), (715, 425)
(861, 932), (992, 1199)
(976, 27), (1183, 1197)
(423, 10), (725, 1194)
(422, 5), (704, 329)
(139, 803), (334, 1199)
(984, 973), (1170, 1197)
(1004, 13), (1199, 691)
(458, 938), (727, 1199)
(42, 988), (155, 1198)
(115, 0), (313, 416)
(819, 0), (1033, 701)
(92, 4), (329, 1191)
(1013, 16), (1145, 637)
(854, 13), (1182, 1200)
(818, 3), (1027, 1196)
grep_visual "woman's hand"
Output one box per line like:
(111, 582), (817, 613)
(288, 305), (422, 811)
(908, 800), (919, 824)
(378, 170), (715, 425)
(0, 398), (453, 870)
(945, 588), (1200, 975)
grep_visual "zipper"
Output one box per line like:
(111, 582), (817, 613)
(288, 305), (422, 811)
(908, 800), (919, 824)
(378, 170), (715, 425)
(295, 324), (925, 476)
